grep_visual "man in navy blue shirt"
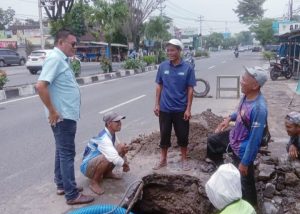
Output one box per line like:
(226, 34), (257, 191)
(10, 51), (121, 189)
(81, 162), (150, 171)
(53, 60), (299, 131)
(153, 39), (196, 171)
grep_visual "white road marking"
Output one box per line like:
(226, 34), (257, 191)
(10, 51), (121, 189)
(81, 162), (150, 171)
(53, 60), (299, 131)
(99, 95), (146, 114)
(208, 66), (216, 70)
(0, 70), (156, 105)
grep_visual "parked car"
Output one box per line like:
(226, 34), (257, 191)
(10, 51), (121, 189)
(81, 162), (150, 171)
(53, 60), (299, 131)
(0, 48), (26, 67)
(26, 49), (52, 74)
(252, 46), (262, 52)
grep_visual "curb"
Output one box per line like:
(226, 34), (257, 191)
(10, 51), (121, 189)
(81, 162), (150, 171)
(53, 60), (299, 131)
(0, 65), (158, 101)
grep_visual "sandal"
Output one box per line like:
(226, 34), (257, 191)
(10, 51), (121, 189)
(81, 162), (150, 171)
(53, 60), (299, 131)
(152, 161), (167, 170)
(182, 160), (191, 171)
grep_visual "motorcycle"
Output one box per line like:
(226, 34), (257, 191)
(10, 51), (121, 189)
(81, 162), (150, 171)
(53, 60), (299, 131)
(234, 50), (239, 58)
(269, 57), (293, 80)
(183, 53), (195, 69)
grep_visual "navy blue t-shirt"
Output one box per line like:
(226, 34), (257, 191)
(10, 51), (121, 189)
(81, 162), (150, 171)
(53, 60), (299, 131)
(155, 59), (196, 112)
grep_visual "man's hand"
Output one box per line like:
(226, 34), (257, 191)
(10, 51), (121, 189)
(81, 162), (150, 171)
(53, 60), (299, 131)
(239, 163), (248, 176)
(123, 162), (130, 172)
(154, 105), (160, 117)
(289, 144), (299, 159)
(48, 110), (60, 126)
(183, 110), (191, 121)
(215, 117), (231, 133)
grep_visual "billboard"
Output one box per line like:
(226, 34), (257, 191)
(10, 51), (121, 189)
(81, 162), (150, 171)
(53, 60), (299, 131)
(273, 20), (300, 35)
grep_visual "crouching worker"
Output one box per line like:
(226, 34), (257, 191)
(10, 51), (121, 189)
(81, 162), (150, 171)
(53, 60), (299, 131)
(205, 163), (256, 214)
(80, 111), (130, 195)
(285, 111), (300, 160)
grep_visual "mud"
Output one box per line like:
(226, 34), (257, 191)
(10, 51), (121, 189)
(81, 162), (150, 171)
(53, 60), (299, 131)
(125, 174), (214, 214)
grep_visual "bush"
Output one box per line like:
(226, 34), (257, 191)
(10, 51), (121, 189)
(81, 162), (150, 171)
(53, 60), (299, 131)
(70, 57), (81, 77)
(157, 50), (167, 64)
(123, 58), (145, 70)
(262, 51), (276, 62)
(100, 57), (112, 73)
(142, 55), (156, 65)
(195, 50), (209, 57)
(0, 70), (8, 89)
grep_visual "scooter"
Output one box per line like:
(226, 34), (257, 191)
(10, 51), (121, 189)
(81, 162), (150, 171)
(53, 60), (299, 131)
(234, 50), (239, 58)
(183, 53), (195, 69)
(269, 57), (293, 80)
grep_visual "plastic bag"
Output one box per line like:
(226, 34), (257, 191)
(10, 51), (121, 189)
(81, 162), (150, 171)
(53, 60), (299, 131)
(205, 163), (242, 210)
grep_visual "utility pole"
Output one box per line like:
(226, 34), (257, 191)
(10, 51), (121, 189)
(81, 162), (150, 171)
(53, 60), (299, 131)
(158, 1), (166, 17)
(197, 15), (204, 49)
(289, 0), (293, 20)
(38, 0), (44, 49)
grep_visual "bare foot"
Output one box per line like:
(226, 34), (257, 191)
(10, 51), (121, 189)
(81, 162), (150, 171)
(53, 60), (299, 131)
(89, 182), (105, 195)
(104, 172), (122, 180)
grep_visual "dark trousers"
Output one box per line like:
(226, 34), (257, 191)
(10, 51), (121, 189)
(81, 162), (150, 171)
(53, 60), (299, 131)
(51, 119), (79, 201)
(207, 130), (258, 206)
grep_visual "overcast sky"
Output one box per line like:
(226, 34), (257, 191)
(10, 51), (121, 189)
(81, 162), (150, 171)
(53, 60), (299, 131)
(1, 0), (294, 35)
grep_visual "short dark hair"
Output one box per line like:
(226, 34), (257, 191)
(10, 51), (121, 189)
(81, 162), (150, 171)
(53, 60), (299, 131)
(54, 28), (76, 45)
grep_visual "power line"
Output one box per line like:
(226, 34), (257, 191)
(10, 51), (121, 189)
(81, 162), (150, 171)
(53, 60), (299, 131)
(166, 0), (199, 17)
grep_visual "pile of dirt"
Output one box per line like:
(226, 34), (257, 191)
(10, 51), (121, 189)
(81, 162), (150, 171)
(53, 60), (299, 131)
(127, 109), (223, 162)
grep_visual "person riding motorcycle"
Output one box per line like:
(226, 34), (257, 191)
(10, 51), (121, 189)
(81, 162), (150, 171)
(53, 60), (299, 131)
(234, 47), (239, 58)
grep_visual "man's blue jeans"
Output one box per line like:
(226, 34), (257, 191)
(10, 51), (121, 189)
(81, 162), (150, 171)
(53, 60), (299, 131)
(51, 119), (79, 201)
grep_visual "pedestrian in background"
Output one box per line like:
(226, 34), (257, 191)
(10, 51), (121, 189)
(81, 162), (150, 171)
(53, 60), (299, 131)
(36, 28), (94, 205)
(153, 39), (196, 171)
(80, 111), (130, 195)
(285, 111), (300, 160)
(206, 66), (268, 207)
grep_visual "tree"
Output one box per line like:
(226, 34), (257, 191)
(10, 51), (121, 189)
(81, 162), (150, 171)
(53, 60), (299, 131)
(90, 0), (128, 71)
(204, 33), (224, 49)
(50, 1), (87, 38)
(250, 18), (275, 46)
(233, 0), (266, 25)
(41, 0), (74, 21)
(223, 37), (238, 49)
(122, 0), (165, 50)
(0, 7), (15, 30)
(144, 16), (172, 50)
(235, 31), (253, 45)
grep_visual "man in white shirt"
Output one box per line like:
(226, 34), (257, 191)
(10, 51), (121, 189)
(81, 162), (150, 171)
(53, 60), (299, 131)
(80, 111), (130, 195)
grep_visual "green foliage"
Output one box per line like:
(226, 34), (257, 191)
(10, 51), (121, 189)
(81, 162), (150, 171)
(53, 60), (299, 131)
(100, 57), (112, 73)
(250, 18), (276, 46)
(235, 31), (253, 46)
(195, 50), (209, 57)
(262, 51), (276, 62)
(25, 39), (34, 57)
(223, 37), (238, 49)
(142, 55), (156, 65)
(123, 59), (145, 70)
(0, 7), (15, 30)
(233, 0), (266, 25)
(70, 58), (81, 77)
(157, 50), (167, 64)
(49, 2), (88, 37)
(0, 70), (8, 89)
(205, 33), (224, 49)
(144, 16), (172, 50)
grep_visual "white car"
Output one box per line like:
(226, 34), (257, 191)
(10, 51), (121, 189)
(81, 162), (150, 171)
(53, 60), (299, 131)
(26, 49), (52, 74)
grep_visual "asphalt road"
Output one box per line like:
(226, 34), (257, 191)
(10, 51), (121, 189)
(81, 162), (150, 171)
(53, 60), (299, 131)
(3, 62), (123, 87)
(0, 50), (264, 212)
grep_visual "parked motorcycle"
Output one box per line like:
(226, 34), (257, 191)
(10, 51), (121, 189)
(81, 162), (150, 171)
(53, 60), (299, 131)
(269, 57), (293, 80)
(234, 50), (239, 58)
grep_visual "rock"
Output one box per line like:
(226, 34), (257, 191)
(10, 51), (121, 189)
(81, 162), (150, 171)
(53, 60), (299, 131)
(284, 172), (299, 186)
(262, 201), (279, 214)
(258, 163), (275, 181)
(273, 196), (282, 205)
(264, 183), (276, 198)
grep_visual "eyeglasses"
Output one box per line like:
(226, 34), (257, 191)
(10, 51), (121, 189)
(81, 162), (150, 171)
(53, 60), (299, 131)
(65, 41), (77, 48)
